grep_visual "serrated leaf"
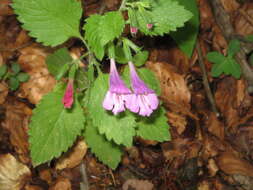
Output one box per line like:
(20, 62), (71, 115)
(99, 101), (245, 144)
(84, 11), (125, 60)
(170, 0), (199, 57)
(228, 39), (240, 56)
(85, 123), (122, 169)
(123, 67), (161, 95)
(11, 63), (20, 74)
(87, 74), (136, 147)
(137, 0), (192, 36)
(46, 48), (73, 78)
(0, 65), (7, 78)
(12, 0), (82, 46)
(29, 83), (85, 166)
(137, 107), (170, 142)
(211, 57), (241, 79)
(9, 77), (19, 91)
(17, 72), (30, 82)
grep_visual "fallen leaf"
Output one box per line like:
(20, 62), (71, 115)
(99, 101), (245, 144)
(122, 179), (154, 190)
(0, 154), (31, 190)
(217, 152), (253, 177)
(49, 177), (71, 190)
(17, 44), (56, 104)
(234, 3), (253, 36)
(3, 98), (32, 163)
(0, 82), (8, 104)
(56, 139), (88, 170)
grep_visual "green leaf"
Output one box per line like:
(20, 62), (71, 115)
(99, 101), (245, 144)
(84, 11), (125, 60)
(133, 51), (149, 67)
(137, 107), (170, 142)
(245, 35), (253, 42)
(87, 74), (136, 147)
(75, 69), (89, 92)
(211, 57), (241, 79)
(137, 0), (192, 36)
(46, 48), (73, 79)
(17, 72), (30, 82)
(0, 65), (7, 78)
(12, 0), (82, 46)
(228, 39), (240, 56)
(170, 0), (199, 57)
(11, 63), (20, 74)
(29, 83), (85, 166)
(206, 52), (226, 64)
(123, 67), (161, 95)
(9, 77), (20, 91)
(85, 123), (122, 169)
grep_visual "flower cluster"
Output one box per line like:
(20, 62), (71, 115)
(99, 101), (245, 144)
(103, 58), (159, 117)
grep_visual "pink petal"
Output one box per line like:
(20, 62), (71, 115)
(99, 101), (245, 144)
(103, 91), (114, 110)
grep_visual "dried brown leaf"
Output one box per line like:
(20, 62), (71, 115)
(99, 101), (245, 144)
(17, 44), (56, 104)
(234, 3), (253, 36)
(122, 179), (154, 190)
(3, 99), (32, 163)
(217, 152), (253, 177)
(49, 177), (71, 190)
(56, 140), (88, 170)
(0, 154), (31, 190)
(0, 82), (8, 105)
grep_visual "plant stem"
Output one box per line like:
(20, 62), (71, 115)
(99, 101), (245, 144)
(119, 0), (127, 10)
(196, 41), (219, 116)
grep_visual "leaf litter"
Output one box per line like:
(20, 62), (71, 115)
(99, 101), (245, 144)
(1, 0), (253, 189)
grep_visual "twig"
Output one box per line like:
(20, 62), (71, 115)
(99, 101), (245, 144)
(109, 169), (116, 186)
(196, 41), (219, 116)
(80, 162), (89, 190)
(208, 0), (253, 94)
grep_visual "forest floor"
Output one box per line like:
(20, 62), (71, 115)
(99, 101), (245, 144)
(1, 0), (253, 189)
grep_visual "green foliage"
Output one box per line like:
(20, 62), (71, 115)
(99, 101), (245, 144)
(228, 39), (240, 56)
(133, 51), (149, 66)
(12, 0), (82, 46)
(85, 122), (122, 169)
(29, 83), (85, 166)
(87, 74), (136, 147)
(170, 0), (199, 57)
(0, 65), (7, 78)
(133, 0), (192, 36)
(246, 35), (253, 42)
(9, 77), (20, 91)
(136, 107), (170, 142)
(84, 11), (125, 60)
(0, 63), (30, 91)
(207, 39), (242, 79)
(17, 72), (30, 82)
(46, 48), (73, 79)
(11, 63), (20, 74)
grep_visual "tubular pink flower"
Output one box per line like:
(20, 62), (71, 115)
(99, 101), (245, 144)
(102, 59), (132, 115)
(126, 61), (159, 116)
(62, 79), (74, 109)
(146, 23), (153, 29)
(130, 27), (138, 35)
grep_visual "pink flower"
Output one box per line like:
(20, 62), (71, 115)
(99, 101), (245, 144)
(62, 79), (74, 109)
(103, 59), (132, 115)
(125, 61), (159, 116)
(130, 26), (138, 35)
(146, 23), (153, 29)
